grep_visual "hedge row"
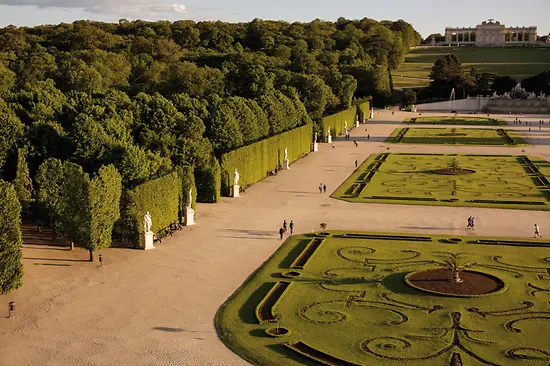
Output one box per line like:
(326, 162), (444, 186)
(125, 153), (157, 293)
(115, 172), (179, 247)
(321, 106), (357, 141)
(220, 124), (313, 196)
(177, 166), (197, 223)
(357, 100), (371, 122)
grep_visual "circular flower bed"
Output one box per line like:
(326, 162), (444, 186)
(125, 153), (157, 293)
(432, 168), (476, 175)
(405, 269), (507, 297)
(265, 327), (291, 338)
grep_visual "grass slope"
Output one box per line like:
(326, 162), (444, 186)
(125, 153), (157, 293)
(403, 116), (505, 126)
(215, 231), (550, 366)
(332, 153), (550, 210)
(394, 47), (550, 88)
(386, 128), (527, 146)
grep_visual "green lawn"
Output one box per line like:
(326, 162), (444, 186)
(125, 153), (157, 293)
(216, 231), (550, 366)
(403, 116), (506, 126)
(332, 153), (550, 211)
(394, 47), (550, 88)
(386, 128), (527, 146)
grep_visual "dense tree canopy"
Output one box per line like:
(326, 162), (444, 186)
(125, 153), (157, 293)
(0, 17), (419, 207)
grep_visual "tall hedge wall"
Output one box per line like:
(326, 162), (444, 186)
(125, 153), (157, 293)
(220, 124), (313, 196)
(115, 172), (179, 247)
(177, 165), (197, 223)
(196, 158), (221, 203)
(321, 106), (357, 141)
(357, 100), (371, 122)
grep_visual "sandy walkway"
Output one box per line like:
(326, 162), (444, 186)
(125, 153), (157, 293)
(1, 111), (550, 366)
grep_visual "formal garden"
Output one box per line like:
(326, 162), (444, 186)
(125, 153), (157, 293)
(386, 128), (526, 146)
(332, 153), (550, 210)
(403, 116), (506, 126)
(216, 231), (550, 365)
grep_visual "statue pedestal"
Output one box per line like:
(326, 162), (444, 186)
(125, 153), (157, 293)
(369, 110), (374, 119)
(283, 159), (290, 170)
(233, 185), (240, 198)
(313, 142), (319, 152)
(143, 231), (155, 250)
(355, 121), (360, 128)
(327, 135), (332, 143)
(185, 208), (195, 226)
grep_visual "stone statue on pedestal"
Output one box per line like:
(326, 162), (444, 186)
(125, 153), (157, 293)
(187, 189), (193, 210)
(143, 211), (152, 233)
(142, 211), (155, 250)
(284, 147), (288, 160)
(314, 133), (317, 144)
(234, 168), (240, 186)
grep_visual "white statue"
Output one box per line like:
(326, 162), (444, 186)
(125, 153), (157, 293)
(284, 147), (288, 160)
(344, 121), (348, 130)
(328, 129), (332, 138)
(233, 168), (240, 186)
(143, 211), (152, 233)
(187, 189), (193, 210)
(314, 132), (317, 144)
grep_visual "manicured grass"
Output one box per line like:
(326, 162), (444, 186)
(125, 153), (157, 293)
(386, 128), (527, 146)
(215, 231), (550, 366)
(394, 46), (550, 88)
(332, 153), (550, 210)
(403, 116), (506, 126)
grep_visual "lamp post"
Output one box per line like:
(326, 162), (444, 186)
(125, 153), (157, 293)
(8, 301), (15, 318)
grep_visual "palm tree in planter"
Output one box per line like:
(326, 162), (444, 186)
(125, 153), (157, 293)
(438, 253), (476, 283)
(448, 158), (461, 172)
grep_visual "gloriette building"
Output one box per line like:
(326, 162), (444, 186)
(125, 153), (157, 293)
(444, 19), (537, 46)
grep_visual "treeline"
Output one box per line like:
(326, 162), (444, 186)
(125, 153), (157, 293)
(414, 54), (550, 102)
(0, 17), (419, 197)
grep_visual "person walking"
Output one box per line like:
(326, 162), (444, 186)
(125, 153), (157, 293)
(367, 134), (370, 141)
(332, 143), (335, 149)
(323, 184), (327, 193)
(289, 220), (294, 234)
(470, 217), (475, 230)
(283, 220), (288, 233)
(467, 216), (472, 230)
(355, 160), (358, 167)
(279, 227), (284, 240)
(319, 183), (323, 193)
(534, 224), (542, 238)
(354, 140), (358, 147)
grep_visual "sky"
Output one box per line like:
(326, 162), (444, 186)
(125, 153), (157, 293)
(0, 0), (548, 38)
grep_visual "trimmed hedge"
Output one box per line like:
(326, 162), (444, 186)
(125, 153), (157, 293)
(356, 100), (371, 122)
(196, 158), (221, 203)
(115, 172), (179, 247)
(321, 106), (357, 141)
(220, 124), (312, 196)
(177, 165), (197, 222)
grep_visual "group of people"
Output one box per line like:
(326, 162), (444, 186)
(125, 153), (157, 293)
(279, 220), (295, 239)
(466, 216), (475, 230)
(318, 183), (327, 193)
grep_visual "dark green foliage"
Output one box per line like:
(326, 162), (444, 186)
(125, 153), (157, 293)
(87, 165), (122, 260)
(60, 162), (91, 248)
(0, 99), (24, 174)
(196, 158), (221, 203)
(116, 172), (179, 247)
(13, 149), (33, 206)
(521, 69), (550, 95)
(36, 158), (64, 238)
(0, 181), (23, 294)
(220, 124), (313, 196)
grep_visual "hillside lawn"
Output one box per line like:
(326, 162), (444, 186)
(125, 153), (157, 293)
(332, 153), (550, 211)
(215, 231), (550, 366)
(403, 116), (506, 126)
(394, 46), (550, 88)
(386, 128), (527, 146)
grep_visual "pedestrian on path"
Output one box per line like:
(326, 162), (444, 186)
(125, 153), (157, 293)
(355, 160), (358, 167)
(289, 220), (294, 234)
(354, 140), (358, 147)
(534, 224), (542, 238)
(367, 134), (370, 141)
(283, 220), (288, 232)
(279, 227), (284, 240)
(323, 184), (327, 193)
(319, 183), (323, 193)
(332, 143), (335, 149)
(467, 216), (472, 230)
(470, 217), (475, 230)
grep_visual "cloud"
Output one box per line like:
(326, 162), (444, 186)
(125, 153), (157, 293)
(0, 0), (188, 16)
